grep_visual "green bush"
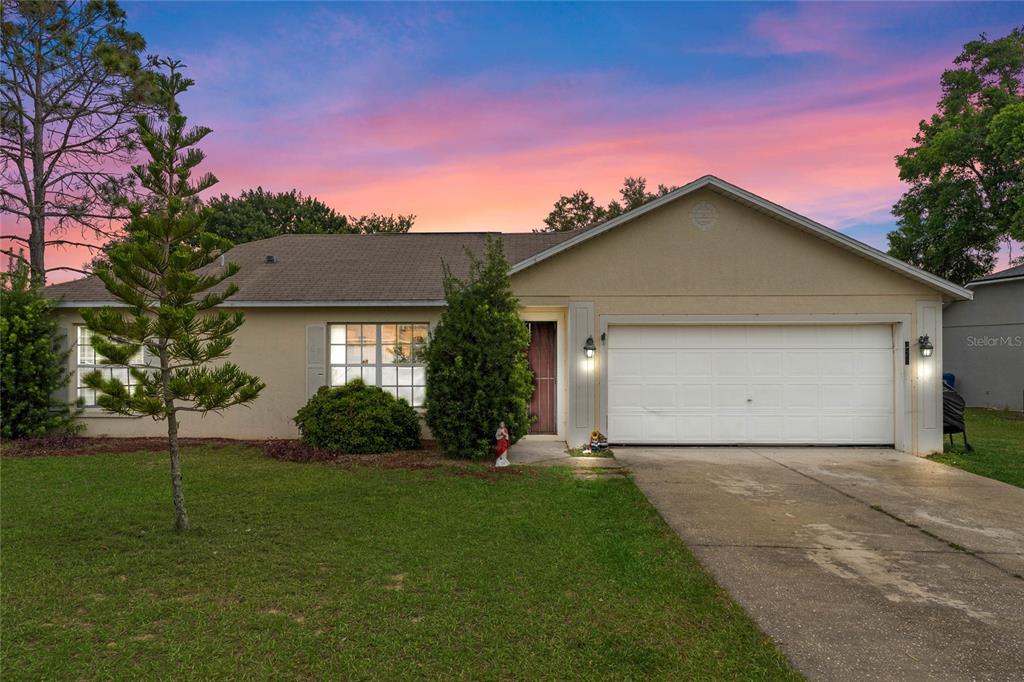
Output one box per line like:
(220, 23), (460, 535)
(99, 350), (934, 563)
(0, 264), (80, 440)
(424, 237), (533, 459)
(295, 380), (420, 453)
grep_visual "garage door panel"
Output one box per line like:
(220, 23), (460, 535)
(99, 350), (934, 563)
(714, 384), (751, 408)
(608, 382), (643, 410)
(677, 351), (712, 377)
(608, 414), (644, 441)
(857, 351), (893, 377)
(644, 384), (677, 410)
(679, 384), (713, 407)
(642, 351), (676, 377)
(678, 416), (713, 440)
(715, 353), (750, 377)
(785, 351), (822, 375)
(713, 415), (747, 440)
(750, 384), (783, 408)
(783, 416), (819, 441)
(784, 384), (819, 408)
(749, 352), (784, 376)
(821, 353), (857, 376)
(748, 416), (783, 441)
(646, 415), (677, 440)
(609, 350), (645, 377)
(607, 324), (895, 445)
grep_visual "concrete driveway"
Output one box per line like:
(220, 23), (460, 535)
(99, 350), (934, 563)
(615, 447), (1024, 681)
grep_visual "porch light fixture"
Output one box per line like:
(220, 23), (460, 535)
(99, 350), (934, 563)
(918, 335), (934, 358)
(583, 336), (596, 358)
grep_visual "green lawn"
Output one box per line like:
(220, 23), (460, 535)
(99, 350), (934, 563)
(931, 408), (1024, 488)
(1, 446), (796, 680)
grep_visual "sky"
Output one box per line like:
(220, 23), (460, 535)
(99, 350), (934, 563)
(6, 1), (1022, 281)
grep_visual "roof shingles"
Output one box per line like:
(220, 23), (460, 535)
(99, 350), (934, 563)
(42, 232), (575, 304)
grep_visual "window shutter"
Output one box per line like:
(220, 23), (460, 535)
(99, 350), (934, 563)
(51, 324), (72, 405)
(306, 324), (326, 399)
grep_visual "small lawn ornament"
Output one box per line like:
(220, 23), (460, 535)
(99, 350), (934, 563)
(590, 430), (609, 452)
(495, 421), (510, 467)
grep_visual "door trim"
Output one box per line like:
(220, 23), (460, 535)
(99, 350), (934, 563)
(598, 314), (911, 452)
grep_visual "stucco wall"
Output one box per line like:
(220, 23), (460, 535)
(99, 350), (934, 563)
(943, 280), (1024, 410)
(512, 188), (948, 454)
(56, 188), (955, 454)
(56, 307), (443, 439)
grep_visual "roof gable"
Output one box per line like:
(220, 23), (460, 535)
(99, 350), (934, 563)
(510, 175), (972, 301)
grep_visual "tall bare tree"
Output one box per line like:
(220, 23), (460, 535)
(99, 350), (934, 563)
(1, 0), (154, 282)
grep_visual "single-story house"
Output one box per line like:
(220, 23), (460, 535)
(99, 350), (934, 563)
(943, 263), (1024, 411)
(44, 175), (972, 455)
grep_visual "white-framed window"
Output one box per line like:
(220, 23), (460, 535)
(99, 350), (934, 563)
(328, 323), (428, 407)
(76, 326), (146, 407)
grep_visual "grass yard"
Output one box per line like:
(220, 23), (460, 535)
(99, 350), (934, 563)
(1, 446), (796, 680)
(931, 408), (1024, 488)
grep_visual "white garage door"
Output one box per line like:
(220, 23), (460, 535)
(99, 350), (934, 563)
(606, 325), (895, 445)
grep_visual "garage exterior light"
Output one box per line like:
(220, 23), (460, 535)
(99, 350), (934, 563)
(918, 335), (934, 357)
(583, 336), (596, 358)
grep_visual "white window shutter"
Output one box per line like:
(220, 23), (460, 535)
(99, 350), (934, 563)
(306, 324), (326, 399)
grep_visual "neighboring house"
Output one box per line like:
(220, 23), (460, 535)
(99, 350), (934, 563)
(943, 264), (1024, 411)
(44, 176), (971, 455)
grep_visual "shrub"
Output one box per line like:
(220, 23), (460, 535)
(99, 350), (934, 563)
(1, 264), (80, 439)
(295, 380), (421, 453)
(424, 237), (533, 459)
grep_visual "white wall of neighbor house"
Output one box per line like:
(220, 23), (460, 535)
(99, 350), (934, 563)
(55, 307), (443, 439)
(513, 188), (953, 455)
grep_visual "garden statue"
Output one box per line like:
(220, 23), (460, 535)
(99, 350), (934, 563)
(495, 421), (510, 467)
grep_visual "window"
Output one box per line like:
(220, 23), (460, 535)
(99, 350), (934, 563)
(76, 326), (146, 407)
(328, 323), (428, 407)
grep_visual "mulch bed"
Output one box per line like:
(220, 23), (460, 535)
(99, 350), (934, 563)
(2, 436), (526, 478)
(1, 435), (256, 458)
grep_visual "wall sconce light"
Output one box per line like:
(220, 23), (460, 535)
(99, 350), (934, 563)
(583, 336), (596, 358)
(918, 335), (934, 358)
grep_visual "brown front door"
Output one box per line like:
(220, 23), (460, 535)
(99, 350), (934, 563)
(526, 321), (557, 434)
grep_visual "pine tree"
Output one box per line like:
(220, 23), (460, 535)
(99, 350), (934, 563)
(424, 238), (533, 459)
(81, 59), (264, 531)
(0, 260), (79, 439)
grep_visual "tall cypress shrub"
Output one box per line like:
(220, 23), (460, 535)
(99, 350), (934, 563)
(0, 263), (79, 439)
(424, 238), (533, 459)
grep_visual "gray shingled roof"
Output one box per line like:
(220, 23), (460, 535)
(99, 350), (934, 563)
(42, 231), (576, 305)
(970, 262), (1024, 285)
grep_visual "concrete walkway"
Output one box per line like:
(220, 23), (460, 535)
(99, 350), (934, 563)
(507, 439), (622, 477)
(615, 446), (1024, 681)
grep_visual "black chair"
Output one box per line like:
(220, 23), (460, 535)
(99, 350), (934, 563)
(942, 381), (972, 451)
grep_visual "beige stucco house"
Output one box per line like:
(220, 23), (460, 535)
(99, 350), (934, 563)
(45, 176), (972, 455)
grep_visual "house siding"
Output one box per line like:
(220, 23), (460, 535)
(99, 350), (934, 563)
(943, 279), (1024, 411)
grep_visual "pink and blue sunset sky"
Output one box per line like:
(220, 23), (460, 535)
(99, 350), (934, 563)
(7, 1), (1023, 281)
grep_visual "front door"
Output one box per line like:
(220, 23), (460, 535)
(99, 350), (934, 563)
(526, 321), (557, 434)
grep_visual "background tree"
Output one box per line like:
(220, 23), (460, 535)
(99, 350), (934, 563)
(0, 259), (79, 439)
(888, 28), (1024, 284)
(81, 59), (263, 531)
(539, 176), (676, 232)
(346, 212), (414, 234)
(203, 187), (414, 244)
(424, 238), (533, 459)
(1, 0), (155, 282)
